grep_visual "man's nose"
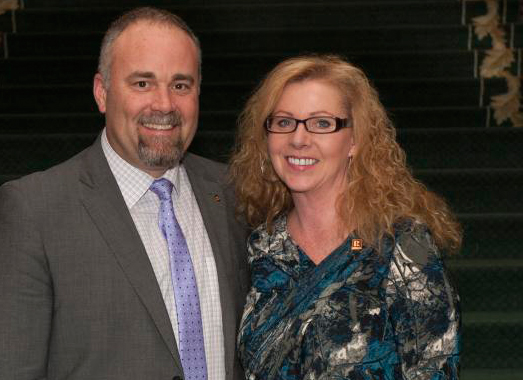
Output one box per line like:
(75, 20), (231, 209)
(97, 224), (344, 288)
(152, 86), (174, 112)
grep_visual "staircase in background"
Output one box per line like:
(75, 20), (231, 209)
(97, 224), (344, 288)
(1, 1), (522, 378)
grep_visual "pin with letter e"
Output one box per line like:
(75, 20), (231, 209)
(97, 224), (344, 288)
(351, 239), (363, 251)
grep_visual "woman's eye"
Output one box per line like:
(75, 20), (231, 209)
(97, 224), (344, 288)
(317, 119), (332, 128)
(277, 118), (292, 127)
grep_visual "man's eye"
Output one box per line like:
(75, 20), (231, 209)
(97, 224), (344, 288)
(173, 83), (190, 91)
(136, 81), (148, 88)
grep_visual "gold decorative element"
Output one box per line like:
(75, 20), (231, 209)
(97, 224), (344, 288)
(472, 0), (499, 40)
(480, 47), (514, 78)
(491, 72), (523, 126)
(472, 0), (522, 127)
(351, 239), (363, 251)
(0, 0), (18, 15)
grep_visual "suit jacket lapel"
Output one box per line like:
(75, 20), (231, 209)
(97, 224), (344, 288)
(183, 154), (238, 377)
(77, 138), (183, 370)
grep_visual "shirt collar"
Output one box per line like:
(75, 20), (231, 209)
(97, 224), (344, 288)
(101, 128), (181, 209)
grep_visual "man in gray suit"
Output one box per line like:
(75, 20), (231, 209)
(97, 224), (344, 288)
(0, 7), (249, 380)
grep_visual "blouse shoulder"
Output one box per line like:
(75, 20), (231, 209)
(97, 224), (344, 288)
(393, 219), (441, 268)
(386, 220), (461, 379)
(247, 214), (289, 262)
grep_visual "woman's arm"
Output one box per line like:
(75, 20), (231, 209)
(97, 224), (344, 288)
(385, 222), (460, 380)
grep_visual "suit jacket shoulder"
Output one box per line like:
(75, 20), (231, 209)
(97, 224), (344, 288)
(0, 139), (182, 379)
(183, 152), (228, 183)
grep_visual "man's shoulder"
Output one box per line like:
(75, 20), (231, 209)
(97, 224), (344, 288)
(0, 144), (93, 194)
(183, 152), (228, 180)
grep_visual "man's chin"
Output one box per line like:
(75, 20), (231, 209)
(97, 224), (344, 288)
(138, 144), (183, 169)
(137, 135), (185, 169)
(138, 149), (183, 168)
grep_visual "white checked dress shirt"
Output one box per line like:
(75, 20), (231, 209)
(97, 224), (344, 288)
(101, 129), (225, 379)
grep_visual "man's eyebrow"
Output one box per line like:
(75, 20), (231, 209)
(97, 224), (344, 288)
(126, 71), (156, 81)
(172, 73), (195, 85)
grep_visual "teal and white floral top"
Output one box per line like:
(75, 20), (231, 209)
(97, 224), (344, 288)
(237, 215), (460, 380)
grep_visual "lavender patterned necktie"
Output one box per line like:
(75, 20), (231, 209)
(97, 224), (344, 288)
(150, 178), (208, 380)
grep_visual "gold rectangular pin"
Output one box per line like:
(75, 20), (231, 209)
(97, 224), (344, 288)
(351, 239), (363, 251)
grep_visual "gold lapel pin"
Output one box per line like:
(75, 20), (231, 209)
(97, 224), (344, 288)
(351, 239), (363, 251)
(213, 194), (221, 203)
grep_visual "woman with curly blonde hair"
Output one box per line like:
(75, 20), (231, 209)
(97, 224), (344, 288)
(231, 54), (461, 379)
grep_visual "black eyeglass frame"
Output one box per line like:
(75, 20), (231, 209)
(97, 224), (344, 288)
(264, 116), (351, 134)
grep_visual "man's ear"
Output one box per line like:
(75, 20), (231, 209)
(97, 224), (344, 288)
(93, 73), (107, 114)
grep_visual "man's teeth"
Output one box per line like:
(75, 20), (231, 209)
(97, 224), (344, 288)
(288, 157), (317, 166)
(143, 123), (173, 130)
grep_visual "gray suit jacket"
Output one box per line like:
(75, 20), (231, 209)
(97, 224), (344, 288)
(0, 137), (249, 380)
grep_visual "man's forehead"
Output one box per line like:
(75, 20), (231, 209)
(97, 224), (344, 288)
(107, 19), (200, 84)
(110, 21), (199, 67)
(116, 20), (193, 47)
(113, 22), (193, 53)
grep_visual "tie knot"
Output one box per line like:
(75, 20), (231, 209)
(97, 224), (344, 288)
(149, 178), (174, 201)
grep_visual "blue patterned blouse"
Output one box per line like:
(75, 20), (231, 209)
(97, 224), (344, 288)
(237, 215), (460, 379)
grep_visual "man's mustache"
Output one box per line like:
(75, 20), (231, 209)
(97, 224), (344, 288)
(138, 111), (182, 126)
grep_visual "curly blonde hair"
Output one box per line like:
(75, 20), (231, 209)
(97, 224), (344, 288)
(229, 54), (461, 253)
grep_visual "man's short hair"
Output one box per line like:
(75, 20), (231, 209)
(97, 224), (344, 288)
(98, 7), (202, 87)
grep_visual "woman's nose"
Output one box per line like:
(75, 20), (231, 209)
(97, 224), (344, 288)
(289, 122), (310, 148)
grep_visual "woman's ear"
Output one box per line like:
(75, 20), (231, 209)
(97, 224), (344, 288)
(348, 142), (357, 159)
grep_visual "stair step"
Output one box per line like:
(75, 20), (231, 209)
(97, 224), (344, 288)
(19, 0), (462, 7)
(0, 50), (495, 84)
(15, 0), (499, 8)
(416, 169), (523, 214)
(461, 369), (523, 380)
(390, 106), (491, 129)
(459, 213), (523, 259)
(5, 1), (520, 30)
(0, 78), (507, 114)
(0, 113), (105, 134)
(10, 4), (463, 33)
(395, 127), (523, 169)
(448, 259), (523, 312)
(1, 26), (479, 58)
(0, 133), (97, 174)
(3, 3), (476, 34)
(462, 312), (523, 369)
(4, 19), (520, 58)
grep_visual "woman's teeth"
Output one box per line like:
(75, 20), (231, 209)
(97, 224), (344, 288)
(287, 157), (317, 166)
